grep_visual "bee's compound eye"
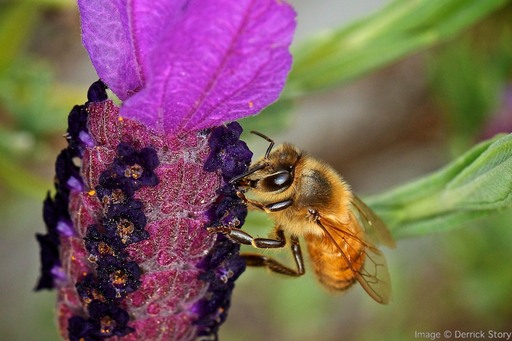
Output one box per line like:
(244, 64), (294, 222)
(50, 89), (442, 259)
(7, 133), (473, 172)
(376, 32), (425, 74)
(262, 170), (293, 191)
(273, 172), (290, 186)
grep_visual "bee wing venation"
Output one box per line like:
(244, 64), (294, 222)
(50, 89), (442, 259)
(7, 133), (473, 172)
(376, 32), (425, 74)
(355, 244), (392, 304)
(351, 195), (396, 248)
(315, 211), (392, 304)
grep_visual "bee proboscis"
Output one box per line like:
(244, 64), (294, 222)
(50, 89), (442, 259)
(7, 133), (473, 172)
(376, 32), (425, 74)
(208, 131), (395, 304)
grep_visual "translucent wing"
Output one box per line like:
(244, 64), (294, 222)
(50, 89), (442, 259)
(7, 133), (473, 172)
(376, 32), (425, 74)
(314, 203), (393, 304)
(353, 240), (392, 304)
(352, 195), (395, 248)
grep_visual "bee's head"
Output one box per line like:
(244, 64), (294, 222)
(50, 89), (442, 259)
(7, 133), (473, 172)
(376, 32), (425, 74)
(231, 136), (301, 194)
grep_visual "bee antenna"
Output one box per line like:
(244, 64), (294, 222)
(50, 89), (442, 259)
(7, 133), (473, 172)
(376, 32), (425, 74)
(250, 131), (274, 159)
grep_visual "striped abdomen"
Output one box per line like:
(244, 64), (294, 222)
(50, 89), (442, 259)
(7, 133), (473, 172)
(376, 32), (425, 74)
(305, 228), (366, 292)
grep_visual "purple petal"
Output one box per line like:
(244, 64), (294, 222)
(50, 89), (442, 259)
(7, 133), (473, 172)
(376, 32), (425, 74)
(78, 0), (143, 100)
(56, 219), (75, 237)
(78, 131), (95, 148)
(121, 0), (296, 133)
(50, 265), (67, 284)
(66, 176), (84, 192)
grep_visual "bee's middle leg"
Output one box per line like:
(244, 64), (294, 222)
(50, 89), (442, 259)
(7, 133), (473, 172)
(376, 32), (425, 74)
(243, 234), (305, 277)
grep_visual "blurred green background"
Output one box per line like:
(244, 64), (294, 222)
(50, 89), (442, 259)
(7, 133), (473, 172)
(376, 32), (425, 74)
(1, 0), (512, 340)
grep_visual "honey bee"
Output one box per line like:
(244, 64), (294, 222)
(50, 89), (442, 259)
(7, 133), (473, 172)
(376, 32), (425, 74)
(208, 131), (395, 304)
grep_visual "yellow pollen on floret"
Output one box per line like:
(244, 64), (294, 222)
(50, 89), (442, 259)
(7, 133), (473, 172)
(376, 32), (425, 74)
(98, 241), (113, 255)
(88, 189), (96, 196)
(118, 116), (124, 122)
(117, 218), (135, 244)
(111, 270), (128, 285)
(124, 164), (143, 179)
(100, 316), (115, 335)
(248, 101), (254, 108)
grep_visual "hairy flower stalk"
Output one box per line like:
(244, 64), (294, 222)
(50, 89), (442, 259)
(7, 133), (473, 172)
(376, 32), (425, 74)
(35, 0), (295, 340)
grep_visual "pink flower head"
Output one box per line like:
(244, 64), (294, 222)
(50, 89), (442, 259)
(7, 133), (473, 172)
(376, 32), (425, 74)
(35, 1), (295, 340)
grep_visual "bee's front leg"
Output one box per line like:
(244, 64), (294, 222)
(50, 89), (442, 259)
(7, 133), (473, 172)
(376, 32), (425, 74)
(207, 225), (286, 248)
(235, 190), (266, 211)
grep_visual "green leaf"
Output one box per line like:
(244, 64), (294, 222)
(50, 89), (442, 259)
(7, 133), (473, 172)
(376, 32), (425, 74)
(365, 134), (512, 238)
(283, 0), (510, 98)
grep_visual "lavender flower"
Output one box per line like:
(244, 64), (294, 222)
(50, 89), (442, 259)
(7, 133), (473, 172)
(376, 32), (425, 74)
(35, 0), (295, 340)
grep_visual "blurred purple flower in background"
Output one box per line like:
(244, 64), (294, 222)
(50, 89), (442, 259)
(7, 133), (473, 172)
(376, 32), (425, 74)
(481, 85), (512, 140)
(35, 0), (295, 339)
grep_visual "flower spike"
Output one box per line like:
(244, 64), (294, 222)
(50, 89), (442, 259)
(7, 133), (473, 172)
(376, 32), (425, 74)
(37, 0), (296, 339)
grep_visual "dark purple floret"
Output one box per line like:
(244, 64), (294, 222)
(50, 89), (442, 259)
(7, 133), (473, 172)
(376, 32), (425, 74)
(66, 104), (90, 156)
(105, 198), (146, 226)
(36, 83), (106, 291)
(68, 301), (134, 340)
(87, 300), (134, 337)
(36, 192), (70, 290)
(68, 315), (101, 341)
(116, 143), (160, 176)
(87, 79), (108, 103)
(42, 193), (58, 232)
(75, 273), (102, 303)
(97, 172), (133, 198)
(219, 255), (246, 283)
(209, 194), (248, 227)
(204, 122), (253, 180)
(42, 192), (66, 239)
(103, 198), (149, 245)
(84, 225), (127, 260)
(55, 149), (83, 193)
(197, 236), (242, 271)
(208, 121), (243, 147)
(98, 143), (159, 196)
(194, 246), (246, 338)
(35, 233), (61, 290)
(67, 105), (87, 141)
(94, 186), (128, 206)
(221, 141), (253, 179)
(50, 191), (71, 221)
(96, 256), (142, 299)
